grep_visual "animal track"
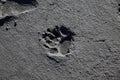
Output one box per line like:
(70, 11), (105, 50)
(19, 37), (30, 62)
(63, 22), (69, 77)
(0, 0), (38, 19)
(41, 25), (75, 58)
(0, 0), (38, 26)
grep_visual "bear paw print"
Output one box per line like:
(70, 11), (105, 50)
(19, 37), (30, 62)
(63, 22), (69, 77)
(41, 25), (75, 57)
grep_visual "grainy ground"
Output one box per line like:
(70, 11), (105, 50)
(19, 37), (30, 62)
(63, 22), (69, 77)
(0, 0), (120, 80)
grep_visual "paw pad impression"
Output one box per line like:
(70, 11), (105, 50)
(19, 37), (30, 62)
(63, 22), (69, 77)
(41, 25), (75, 58)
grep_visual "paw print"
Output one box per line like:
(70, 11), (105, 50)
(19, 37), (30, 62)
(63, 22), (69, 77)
(0, 0), (38, 20)
(41, 25), (75, 57)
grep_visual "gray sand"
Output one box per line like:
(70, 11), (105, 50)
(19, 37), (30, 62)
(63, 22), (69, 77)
(0, 0), (120, 80)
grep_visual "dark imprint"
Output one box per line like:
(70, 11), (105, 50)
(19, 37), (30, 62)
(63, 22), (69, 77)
(8, 0), (38, 6)
(0, 0), (38, 26)
(41, 25), (75, 57)
(0, 16), (15, 26)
